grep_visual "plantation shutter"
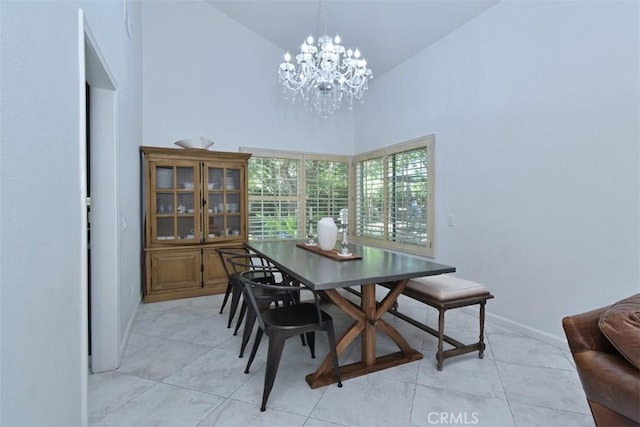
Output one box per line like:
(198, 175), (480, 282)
(356, 157), (385, 240)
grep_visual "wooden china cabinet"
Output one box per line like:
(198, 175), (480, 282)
(140, 146), (251, 302)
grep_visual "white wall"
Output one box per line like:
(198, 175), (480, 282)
(142, 0), (354, 155)
(355, 0), (640, 343)
(114, 1), (144, 347)
(0, 0), (142, 425)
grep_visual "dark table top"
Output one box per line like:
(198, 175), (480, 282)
(246, 241), (455, 291)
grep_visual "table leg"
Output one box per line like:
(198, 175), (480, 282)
(361, 284), (377, 366)
(305, 281), (423, 389)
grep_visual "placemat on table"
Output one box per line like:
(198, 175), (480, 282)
(296, 242), (362, 261)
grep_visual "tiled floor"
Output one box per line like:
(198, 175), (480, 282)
(89, 289), (593, 427)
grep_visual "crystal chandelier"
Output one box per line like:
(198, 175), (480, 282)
(278, 1), (373, 117)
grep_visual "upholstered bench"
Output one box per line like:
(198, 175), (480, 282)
(378, 274), (494, 370)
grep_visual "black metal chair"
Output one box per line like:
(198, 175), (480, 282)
(238, 268), (343, 412)
(228, 254), (303, 358)
(215, 246), (251, 329)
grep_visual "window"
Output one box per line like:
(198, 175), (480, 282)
(354, 135), (434, 256)
(242, 136), (434, 256)
(242, 148), (350, 241)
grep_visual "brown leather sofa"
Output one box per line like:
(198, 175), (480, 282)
(562, 294), (640, 427)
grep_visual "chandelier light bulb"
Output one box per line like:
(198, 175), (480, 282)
(284, 52), (291, 62)
(334, 34), (341, 44)
(354, 48), (361, 59)
(307, 35), (314, 45)
(347, 48), (353, 57)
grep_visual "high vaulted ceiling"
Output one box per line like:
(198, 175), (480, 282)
(205, 0), (500, 77)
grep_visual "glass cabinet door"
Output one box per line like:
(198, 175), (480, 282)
(204, 164), (243, 241)
(151, 162), (200, 243)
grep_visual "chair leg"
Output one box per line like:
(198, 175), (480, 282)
(295, 293), (307, 347)
(436, 308), (446, 371)
(305, 332), (316, 358)
(219, 281), (233, 315)
(234, 301), (247, 336)
(260, 333), (287, 412)
(286, 293), (306, 347)
(244, 327), (263, 374)
(227, 282), (243, 328)
(239, 306), (257, 358)
(326, 323), (342, 387)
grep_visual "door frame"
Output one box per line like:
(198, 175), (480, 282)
(80, 10), (120, 375)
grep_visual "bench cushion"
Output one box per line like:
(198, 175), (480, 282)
(406, 275), (487, 302)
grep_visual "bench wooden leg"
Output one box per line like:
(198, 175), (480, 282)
(478, 301), (486, 359)
(436, 308), (445, 371)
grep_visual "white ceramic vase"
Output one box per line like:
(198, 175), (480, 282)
(317, 217), (338, 251)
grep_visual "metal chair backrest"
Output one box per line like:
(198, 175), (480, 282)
(227, 253), (279, 285)
(215, 246), (250, 280)
(237, 268), (323, 331)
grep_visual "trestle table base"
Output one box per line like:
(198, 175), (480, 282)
(305, 281), (423, 389)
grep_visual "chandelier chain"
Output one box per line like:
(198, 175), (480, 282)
(323, 0), (328, 37)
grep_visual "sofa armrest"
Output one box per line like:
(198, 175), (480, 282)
(572, 350), (640, 424)
(562, 306), (617, 355)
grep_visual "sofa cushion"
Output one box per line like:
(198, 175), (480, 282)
(598, 293), (640, 370)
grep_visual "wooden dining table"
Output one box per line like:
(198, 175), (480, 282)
(246, 240), (455, 388)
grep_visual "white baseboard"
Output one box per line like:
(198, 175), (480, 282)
(461, 306), (569, 351)
(118, 293), (143, 365)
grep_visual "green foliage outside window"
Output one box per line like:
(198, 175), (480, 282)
(247, 154), (349, 240)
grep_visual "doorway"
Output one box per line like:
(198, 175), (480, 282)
(83, 18), (120, 373)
